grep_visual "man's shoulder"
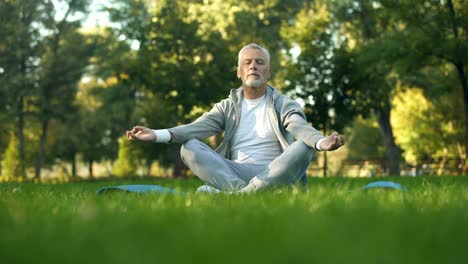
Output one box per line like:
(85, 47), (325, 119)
(226, 86), (243, 102)
(229, 87), (243, 95)
(214, 90), (236, 108)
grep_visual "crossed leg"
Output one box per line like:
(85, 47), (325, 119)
(180, 139), (313, 192)
(240, 141), (313, 192)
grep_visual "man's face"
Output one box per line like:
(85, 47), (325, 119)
(237, 48), (270, 88)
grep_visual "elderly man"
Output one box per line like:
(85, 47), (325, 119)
(126, 43), (344, 193)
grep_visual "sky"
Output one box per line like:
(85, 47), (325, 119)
(81, 0), (110, 29)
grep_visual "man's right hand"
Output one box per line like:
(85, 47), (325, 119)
(126, 126), (157, 142)
(319, 132), (345, 151)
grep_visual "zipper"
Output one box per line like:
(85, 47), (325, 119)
(223, 92), (241, 159)
(267, 88), (288, 150)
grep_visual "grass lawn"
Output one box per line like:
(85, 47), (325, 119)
(1, 176), (467, 264)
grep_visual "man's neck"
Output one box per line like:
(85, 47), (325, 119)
(242, 85), (267, 99)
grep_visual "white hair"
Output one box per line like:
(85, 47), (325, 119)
(237, 43), (271, 67)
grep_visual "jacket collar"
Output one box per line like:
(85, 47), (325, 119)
(229, 85), (277, 104)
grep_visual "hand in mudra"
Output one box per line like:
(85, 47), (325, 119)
(319, 132), (345, 151)
(126, 126), (157, 142)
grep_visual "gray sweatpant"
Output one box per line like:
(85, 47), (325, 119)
(180, 139), (313, 192)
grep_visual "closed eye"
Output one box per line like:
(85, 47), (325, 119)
(243, 59), (265, 65)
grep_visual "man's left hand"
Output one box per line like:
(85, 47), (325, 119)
(319, 132), (345, 151)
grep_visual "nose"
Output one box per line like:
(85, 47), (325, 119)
(249, 61), (257, 70)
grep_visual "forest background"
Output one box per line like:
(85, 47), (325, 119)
(0, 0), (467, 181)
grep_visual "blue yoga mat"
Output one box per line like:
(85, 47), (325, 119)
(96, 184), (183, 195)
(356, 181), (407, 192)
(96, 181), (406, 195)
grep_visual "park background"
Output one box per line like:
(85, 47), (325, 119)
(1, 1), (468, 264)
(0, 0), (467, 181)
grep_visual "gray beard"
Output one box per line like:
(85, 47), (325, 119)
(245, 78), (265, 88)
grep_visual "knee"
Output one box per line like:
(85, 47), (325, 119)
(291, 141), (313, 162)
(180, 139), (202, 160)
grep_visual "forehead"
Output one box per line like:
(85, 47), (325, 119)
(239, 48), (268, 60)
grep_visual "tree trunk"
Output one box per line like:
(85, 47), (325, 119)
(437, 148), (448, 176)
(172, 147), (186, 178)
(17, 95), (26, 177)
(357, 0), (401, 175)
(457, 143), (467, 175)
(173, 156), (186, 178)
(358, 0), (374, 40)
(323, 151), (328, 177)
(323, 121), (329, 177)
(71, 152), (77, 178)
(35, 118), (49, 179)
(453, 62), (468, 174)
(374, 109), (400, 176)
(17, 51), (27, 177)
(146, 160), (152, 177)
(447, 0), (468, 174)
(88, 159), (94, 179)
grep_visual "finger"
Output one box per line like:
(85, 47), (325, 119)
(333, 135), (339, 144)
(339, 135), (345, 145)
(134, 126), (145, 132)
(332, 134), (339, 143)
(126, 131), (133, 140)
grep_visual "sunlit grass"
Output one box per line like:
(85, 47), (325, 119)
(1, 177), (467, 264)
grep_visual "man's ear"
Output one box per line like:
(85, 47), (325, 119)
(237, 66), (241, 79)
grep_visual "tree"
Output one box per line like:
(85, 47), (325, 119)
(379, 0), (468, 173)
(1, 133), (25, 180)
(328, 0), (404, 175)
(0, 0), (47, 174)
(392, 84), (464, 175)
(33, 0), (94, 179)
(392, 88), (445, 164)
(280, 1), (366, 176)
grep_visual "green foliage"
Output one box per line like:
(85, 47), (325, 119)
(0, 0), (44, 110)
(1, 0), (468, 178)
(1, 133), (25, 179)
(31, 0), (94, 178)
(345, 117), (386, 161)
(0, 0), (49, 174)
(281, 2), (359, 132)
(392, 87), (463, 164)
(37, 29), (94, 122)
(368, 0), (468, 164)
(112, 136), (142, 177)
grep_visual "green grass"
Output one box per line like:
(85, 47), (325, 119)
(1, 176), (468, 264)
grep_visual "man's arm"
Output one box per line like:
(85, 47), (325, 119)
(126, 100), (226, 144)
(281, 98), (344, 151)
(168, 100), (226, 144)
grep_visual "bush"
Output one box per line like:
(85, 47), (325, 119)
(112, 136), (142, 177)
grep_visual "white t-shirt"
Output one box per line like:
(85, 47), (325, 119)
(230, 95), (282, 165)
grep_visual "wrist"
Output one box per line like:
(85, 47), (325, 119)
(316, 138), (326, 151)
(153, 129), (171, 143)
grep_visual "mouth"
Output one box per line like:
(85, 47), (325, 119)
(248, 73), (260, 78)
